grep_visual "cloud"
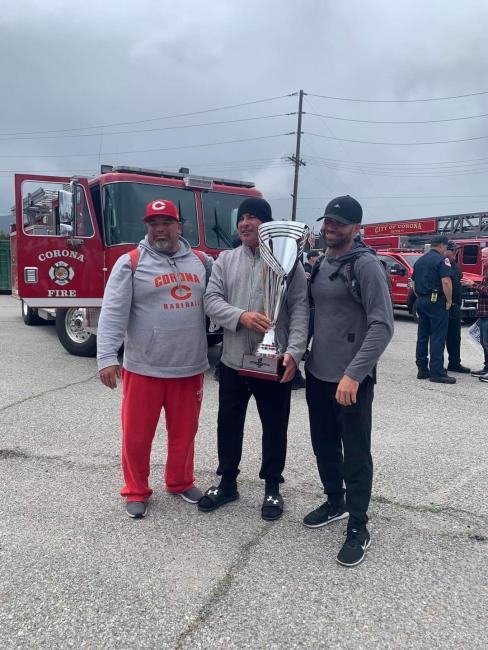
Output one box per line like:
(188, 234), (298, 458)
(2, 0), (488, 224)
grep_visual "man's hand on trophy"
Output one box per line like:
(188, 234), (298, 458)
(239, 311), (272, 333)
(280, 353), (297, 383)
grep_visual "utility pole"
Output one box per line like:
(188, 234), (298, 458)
(291, 89), (305, 221)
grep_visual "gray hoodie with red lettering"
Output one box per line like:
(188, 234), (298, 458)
(97, 236), (211, 378)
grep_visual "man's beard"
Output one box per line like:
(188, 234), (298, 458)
(152, 238), (173, 253)
(323, 233), (353, 249)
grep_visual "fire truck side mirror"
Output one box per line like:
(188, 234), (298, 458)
(389, 264), (407, 276)
(58, 190), (74, 235)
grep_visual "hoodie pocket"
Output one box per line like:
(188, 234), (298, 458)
(143, 325), (207, 369)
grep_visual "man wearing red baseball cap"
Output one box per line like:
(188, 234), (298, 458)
(97, 199), (212, 519)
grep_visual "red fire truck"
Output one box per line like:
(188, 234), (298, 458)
(10, 165), (262, 356)
(362, 213), (488, 322)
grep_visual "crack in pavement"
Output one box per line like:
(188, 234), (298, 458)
(174, 522), (272, 649)
(0, 374), (99, 413)
(0, 447), (118, 470)
(370, 494), (479, 519)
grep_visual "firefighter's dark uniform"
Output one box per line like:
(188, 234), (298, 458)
(413, 249), (452, 378)
(445, 258), (467, 370)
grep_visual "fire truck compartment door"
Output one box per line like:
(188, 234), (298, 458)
(15, 174), (104, 307)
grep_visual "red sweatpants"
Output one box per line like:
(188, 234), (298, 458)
(120, 369), (204, 502)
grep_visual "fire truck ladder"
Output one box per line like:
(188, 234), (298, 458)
(436, 212), (488, 237)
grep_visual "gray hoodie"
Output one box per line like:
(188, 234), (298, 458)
(204, 244), (309, 370)
(306, 241), (394, 383)
(97, 236), (211, 378)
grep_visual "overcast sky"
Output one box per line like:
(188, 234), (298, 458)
(2, 0), (488, 231)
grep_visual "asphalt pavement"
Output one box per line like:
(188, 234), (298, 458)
(0, 294), (486, 649)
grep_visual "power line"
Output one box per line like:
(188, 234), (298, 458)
(305, 156), (488, 173)
(304, 154), (488, 167)
(0, 132), (295, 159)
(0, 113), (295, 142)
(308, 160), (488, 177)
(306, 111), (488, 125)
(306, 131), (488, 146)
(0, 94), (294, 137)
(307, 90), (488, 103)
(0, 157), (291, 174)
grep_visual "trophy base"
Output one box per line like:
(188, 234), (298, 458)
(238, 354), (284, 382)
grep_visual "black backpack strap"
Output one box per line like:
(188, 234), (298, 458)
(310, 254), (325, 283)
(327, 254), (363, 304)
(309, 254), (326, 306)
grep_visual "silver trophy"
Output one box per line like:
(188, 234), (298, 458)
(239, 220), (309, 381)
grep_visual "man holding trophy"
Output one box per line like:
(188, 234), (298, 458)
(199, 197), (309, 520)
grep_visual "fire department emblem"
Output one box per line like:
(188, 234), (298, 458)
(48, 260), (75, 286)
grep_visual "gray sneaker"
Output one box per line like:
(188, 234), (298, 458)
(178, 486), (203, 504)
(126, 501), (147, 518)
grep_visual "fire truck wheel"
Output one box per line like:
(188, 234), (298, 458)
(21, 301), (43, 326)
(55, 308), (97, 357)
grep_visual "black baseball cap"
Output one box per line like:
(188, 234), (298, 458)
(431, 235), (449, 246)
(317, 195), (363, 225)
(446, 240), (458, 251)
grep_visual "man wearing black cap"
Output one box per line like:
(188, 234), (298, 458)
(444, 241), (470, 373)
(199, 197), (309, 520)
(303, 196), (394, 567)
(412, 235), (455, 383)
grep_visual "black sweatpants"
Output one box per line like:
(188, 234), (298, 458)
(446, 305), (462, 367)
(305, 369), (374, 528)
(216, 363), (292, 485)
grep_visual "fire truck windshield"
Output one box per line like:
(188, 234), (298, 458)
(102, 182), (199, 247)
(202, 192), (249, 249)
(401, 254), (422, 267)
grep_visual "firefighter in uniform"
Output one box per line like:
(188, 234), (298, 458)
(412, 235), (455, 384)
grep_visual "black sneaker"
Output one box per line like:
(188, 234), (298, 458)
(479, 373), (488, 383)
(447, 364), (471, 373)
(471, 368), (488, 377)
(417, 368), (430, 379)
(336, 527), (371, 567)
(429, 375), (456, 384)
(303, 501), (348, 528)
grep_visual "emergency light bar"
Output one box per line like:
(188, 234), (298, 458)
(99, 164), (255, 189)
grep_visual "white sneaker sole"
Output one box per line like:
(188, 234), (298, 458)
(336, 538), (371, 567)
(303, 511), (349, 529)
